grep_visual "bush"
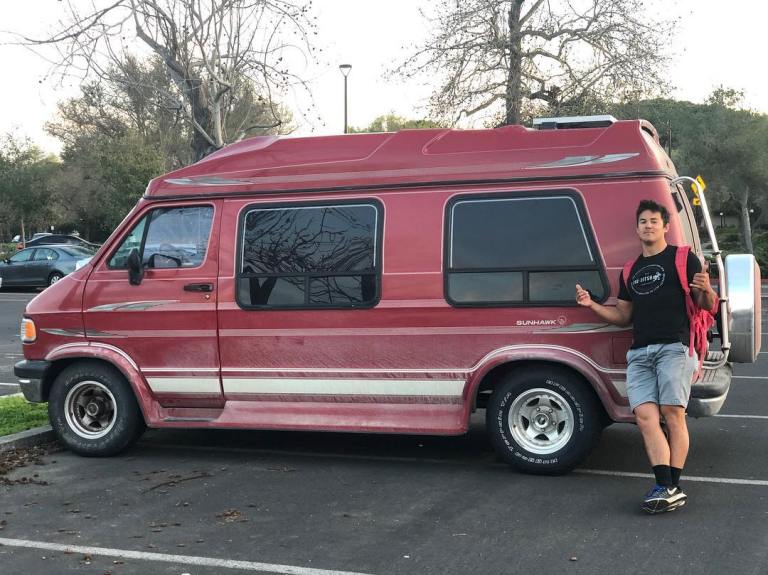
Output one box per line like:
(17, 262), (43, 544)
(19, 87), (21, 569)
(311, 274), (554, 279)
(0, 243), (16, 261)
(753, 232), (768, 276)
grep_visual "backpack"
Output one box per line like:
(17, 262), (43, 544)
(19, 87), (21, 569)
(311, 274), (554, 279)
(622, 246), (719, 382)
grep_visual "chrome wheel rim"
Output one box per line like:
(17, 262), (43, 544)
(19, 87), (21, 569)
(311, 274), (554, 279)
(507, 388), (574, 454)
(49, 274), (62, 285)
(64, 381), (117, 439)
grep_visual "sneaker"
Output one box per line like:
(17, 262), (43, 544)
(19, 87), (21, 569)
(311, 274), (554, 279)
(641, 485), (687, 514)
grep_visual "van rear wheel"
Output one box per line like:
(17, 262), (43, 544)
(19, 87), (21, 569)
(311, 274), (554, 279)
(48, 362), (145, 456)
(486, 366), (603, 475)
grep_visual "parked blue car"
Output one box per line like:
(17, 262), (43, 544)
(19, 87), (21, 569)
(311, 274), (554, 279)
(0, 245), (94, 289)
(14, 233), (100, 252)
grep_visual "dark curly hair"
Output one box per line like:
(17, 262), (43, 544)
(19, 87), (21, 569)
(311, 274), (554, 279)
(636, 199), (669, 225)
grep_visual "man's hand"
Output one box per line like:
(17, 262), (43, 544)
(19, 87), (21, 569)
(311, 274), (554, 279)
(575, 284), (593, 308)
(691, 262), (717, 311)
(690, 261), (712, 294)
(576, 283), (633, 326)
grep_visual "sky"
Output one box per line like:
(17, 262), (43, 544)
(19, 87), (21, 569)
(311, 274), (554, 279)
(0, 1), (766, 155)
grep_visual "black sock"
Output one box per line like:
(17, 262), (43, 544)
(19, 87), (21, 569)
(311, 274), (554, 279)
(652, 465), (673, 487)
(671, 467), (682, 487)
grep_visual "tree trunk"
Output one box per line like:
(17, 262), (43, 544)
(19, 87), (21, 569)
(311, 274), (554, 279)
(188, 80), (213, 161)
(739, 186), (754, 253)
(504, 1), (525, 126)
(211, 98), (224, 149)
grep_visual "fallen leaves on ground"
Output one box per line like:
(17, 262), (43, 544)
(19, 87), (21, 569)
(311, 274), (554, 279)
(216, 508), (248, 523)
(0, 443), (57, 486)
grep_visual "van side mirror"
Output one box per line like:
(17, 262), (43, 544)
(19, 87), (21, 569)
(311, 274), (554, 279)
(127, 248), (145, 285)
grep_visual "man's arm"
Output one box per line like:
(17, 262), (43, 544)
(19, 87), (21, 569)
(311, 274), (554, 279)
(690, 266), (718, 311)
(575, 284), (633, 327)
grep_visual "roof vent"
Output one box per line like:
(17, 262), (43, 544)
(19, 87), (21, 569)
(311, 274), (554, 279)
(533, 115), (617, 130)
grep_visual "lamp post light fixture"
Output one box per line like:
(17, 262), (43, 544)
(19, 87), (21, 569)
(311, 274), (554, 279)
(719, 212), (724, 228)
(339, 64), (352, 134)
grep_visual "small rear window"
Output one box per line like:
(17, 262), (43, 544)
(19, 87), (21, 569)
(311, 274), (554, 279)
(446, 193), (607, 305)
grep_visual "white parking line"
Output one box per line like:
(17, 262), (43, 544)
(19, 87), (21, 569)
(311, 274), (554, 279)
(716, 414), (768, 420)
(577, 469), (768, 486)
(0, 383), (19, 387)
(0, 538), (373, 575)
(732, 376), (768, 380)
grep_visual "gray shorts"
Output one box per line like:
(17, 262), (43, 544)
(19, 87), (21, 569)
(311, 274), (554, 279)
(626, 342), (698, 412)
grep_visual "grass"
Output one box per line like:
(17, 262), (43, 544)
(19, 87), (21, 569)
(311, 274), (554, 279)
(0, 395), (49, 437)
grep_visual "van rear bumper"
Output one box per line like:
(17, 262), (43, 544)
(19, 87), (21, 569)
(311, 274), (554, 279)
(687, 362), (732, 418)
(13, 360), (51, 403)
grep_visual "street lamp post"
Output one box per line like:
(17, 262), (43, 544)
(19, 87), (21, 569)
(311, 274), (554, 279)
(339, 64), (352, 133)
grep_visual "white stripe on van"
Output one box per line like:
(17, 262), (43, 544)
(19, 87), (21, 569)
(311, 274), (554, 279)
(146, 377), (221, 394)
(223, 378), (465, 397)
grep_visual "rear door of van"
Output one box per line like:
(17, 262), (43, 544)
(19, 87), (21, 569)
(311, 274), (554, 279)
(83, 201), (223, 407)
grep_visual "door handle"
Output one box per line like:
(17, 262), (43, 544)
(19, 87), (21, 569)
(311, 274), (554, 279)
(184, 283), (214, 292)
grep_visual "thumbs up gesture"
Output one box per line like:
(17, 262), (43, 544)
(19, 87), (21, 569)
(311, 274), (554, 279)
(575, 284), (593, 308)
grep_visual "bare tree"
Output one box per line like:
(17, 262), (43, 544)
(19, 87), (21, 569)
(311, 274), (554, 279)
(392, 0), (673, 126)
(17, 0), (316, 160)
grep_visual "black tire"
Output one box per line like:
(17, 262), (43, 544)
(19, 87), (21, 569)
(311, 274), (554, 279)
(48, 361), (146, 456)
(48, 272), (64, 286)
(486, 366), (603, 475)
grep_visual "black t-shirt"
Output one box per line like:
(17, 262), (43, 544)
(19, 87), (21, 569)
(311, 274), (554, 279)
(618, 245), (702, 349)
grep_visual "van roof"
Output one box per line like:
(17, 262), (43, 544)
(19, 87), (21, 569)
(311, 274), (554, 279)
(145, 119), (674, 199)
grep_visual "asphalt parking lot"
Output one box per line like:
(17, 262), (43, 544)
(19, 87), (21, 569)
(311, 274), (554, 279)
(0, 291), (33, 397)
(1, 288), (767, 575)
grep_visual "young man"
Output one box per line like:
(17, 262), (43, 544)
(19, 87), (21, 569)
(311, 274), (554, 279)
(575, 199), (717, 513)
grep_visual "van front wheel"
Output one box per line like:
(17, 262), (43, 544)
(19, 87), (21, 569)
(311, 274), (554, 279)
(48, 362), (145, 456)
(486, 367), (602, 475)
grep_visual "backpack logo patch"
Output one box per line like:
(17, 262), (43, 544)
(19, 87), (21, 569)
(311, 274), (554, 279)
(631, 264), (665, 295)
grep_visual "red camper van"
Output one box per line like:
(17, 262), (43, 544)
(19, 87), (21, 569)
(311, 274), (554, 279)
(15, 116), (762, 474)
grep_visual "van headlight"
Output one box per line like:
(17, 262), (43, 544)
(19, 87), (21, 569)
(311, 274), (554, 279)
(20, 318), (37, 343)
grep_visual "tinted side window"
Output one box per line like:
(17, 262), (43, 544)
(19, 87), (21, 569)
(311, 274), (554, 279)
(108, 206), (213, 269)
(446, 194), (606, 305)
(33, 249), (58, 261)
(10, 250), (34, 263)
(237, 203), (380, 309)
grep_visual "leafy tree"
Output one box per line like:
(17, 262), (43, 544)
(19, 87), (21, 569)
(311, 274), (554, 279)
(349, 114), (446, 133)
(0, 135), (60, 241)
(47, 57), (192, 170)
(44, 55), (294, 240)
(611, 91), (768, 252)
(392, 0), (672, 126)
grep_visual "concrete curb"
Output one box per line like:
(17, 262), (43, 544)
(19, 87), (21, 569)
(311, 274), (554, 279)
(0, 426), (57, 453)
